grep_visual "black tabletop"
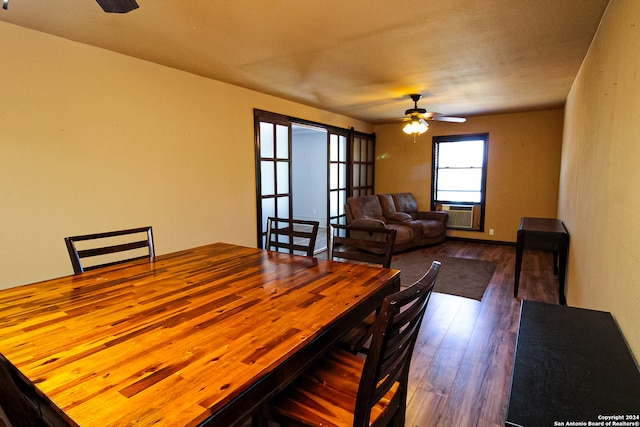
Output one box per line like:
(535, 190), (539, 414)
(519, 217), (567, 234)
(506, 300), (640, 426)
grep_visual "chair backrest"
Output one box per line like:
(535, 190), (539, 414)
(64, 226), (155, 274)
(354, 261), (440, 427)
(265, 218), (319, 257)
(328, 223), (396, 268)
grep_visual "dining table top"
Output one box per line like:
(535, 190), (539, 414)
(0, 242), (400, 426)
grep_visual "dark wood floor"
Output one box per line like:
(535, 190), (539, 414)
(244, 240), (561, 427)
(403, 240), (560, 427)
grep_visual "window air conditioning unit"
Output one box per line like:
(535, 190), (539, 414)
(442, 204), (474, 229)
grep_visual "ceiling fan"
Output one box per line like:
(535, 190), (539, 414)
(401, 94), (466, 141)
(95, 0), (139, 13)
(2, 0), (138, 12)
(404, 94), (466, 124)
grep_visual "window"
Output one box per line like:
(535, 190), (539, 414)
(431, 133), (488, 231)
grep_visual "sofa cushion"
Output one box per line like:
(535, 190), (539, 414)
(392, 193), (421, 219)
(378, 194), (412, 222)
(410, 219), (446, 239)
(385, 223), (414, 245)
(346, 195), (385, 221)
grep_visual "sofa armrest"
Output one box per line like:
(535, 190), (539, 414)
(350, 218), (387, 229)
(417, 211), (449, 225)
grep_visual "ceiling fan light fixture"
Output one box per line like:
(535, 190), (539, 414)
(403, 118), (428, 135)
(399, 94), (466, 137)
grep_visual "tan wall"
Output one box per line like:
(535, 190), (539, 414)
(559, 1), (640, 356)
(374, 109), (564, 243)
(0, 22), (371, 289)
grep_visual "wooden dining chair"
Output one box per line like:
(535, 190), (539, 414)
(254, 261), (441, 427)
(0, 354), (70, 427)
(329, 223), (397, 353)
(265, 217), (320, 257)
(64, 226), (155, 274)
(328, 223), (396, 268)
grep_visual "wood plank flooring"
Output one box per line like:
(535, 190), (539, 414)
(243, 240), (561, 427)
(403, 240), (560, 427)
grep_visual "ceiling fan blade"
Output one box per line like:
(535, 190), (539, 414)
(432, 115), (467, 123)
(95, 0), (139, 13)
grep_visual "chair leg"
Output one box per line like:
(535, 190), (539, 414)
(391, 388), (409, 427)
(252, 410), (267, 427)
(389, 408), (405, 427)
(388, 386), (407, 427)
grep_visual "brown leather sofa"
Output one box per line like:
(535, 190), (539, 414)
(345, 192), (448, 252)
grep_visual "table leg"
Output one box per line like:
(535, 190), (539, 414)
(558, 246), (567, 305)
(514, 230), (524, 298)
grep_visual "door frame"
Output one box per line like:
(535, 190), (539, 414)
(254, 109), (375, 248)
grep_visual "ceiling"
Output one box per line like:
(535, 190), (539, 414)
(1, 0), (610, 123)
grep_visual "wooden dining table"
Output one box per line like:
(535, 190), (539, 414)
(0, 242), (400, 426)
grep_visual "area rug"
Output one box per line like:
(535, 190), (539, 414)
(392, 251), (497, 301)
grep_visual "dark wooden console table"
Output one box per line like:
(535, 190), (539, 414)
(514, 217), (569, 304)
(506, 300), (640, 426)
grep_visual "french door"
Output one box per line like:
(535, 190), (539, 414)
(254, 110), (375, 249)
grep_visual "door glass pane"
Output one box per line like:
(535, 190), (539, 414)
(261, 161), (275, 195)
(339, 163), (346, 188)
(330, 134), (338, 162)
(330, 190), (338, 217)
(338, 190), (346, 216)
(262, 198), (275, 230)
(277, 161), (289, 194)
(338, 215), (347, 225)
(277, 196), (290, 218)
(260, 123), (274, 158)
(330, 163), (338, 189)
(368, 141), (374, 162)
(353, 164), (360, 187)
(339, 136), (347, 162)
(353, 138), (361, 162)
(276, 125), (289, 159)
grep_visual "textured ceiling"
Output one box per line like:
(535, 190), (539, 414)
(1, 0), (609, 123)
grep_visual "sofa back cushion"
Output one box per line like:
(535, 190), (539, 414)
(346, 195), (385, 221)
(392, 193), (420, 218)
(378, 194), (413, 222)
